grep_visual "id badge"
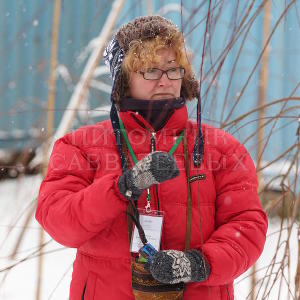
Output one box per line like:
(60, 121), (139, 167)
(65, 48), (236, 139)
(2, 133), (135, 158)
(130, 210), (164, 253)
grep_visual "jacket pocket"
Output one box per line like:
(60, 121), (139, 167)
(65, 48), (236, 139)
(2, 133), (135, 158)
(82, 272), (97, 300)
(188, 169), (216, 206)
(190, 180), (216, 206)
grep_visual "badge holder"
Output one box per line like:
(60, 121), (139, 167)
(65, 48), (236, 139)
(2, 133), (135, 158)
(130, 208), (164, 260)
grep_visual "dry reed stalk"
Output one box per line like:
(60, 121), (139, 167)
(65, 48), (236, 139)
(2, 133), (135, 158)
(252, 1), (271, 298)
(36, 0), (61, 299)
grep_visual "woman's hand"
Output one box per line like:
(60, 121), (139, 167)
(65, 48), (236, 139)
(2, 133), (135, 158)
(147, 249), (210, 284)
(118, 151), (179, 200)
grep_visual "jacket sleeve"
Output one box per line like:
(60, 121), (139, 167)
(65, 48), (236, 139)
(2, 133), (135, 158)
(35, 134), (127, 248)
(201, 141), (268, 286)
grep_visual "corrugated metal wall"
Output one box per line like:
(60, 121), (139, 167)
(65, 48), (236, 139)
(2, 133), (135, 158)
(0, 0), (112, 150)
(0, 0), (299, 168)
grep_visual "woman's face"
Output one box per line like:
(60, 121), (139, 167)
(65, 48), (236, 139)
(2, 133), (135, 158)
(128, 48), (182, 100)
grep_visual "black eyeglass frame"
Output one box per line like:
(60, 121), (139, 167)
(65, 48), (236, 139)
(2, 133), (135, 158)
(139, 67), (185, 80)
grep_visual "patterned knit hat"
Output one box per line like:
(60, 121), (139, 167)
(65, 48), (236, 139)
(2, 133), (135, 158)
(103, 15), (203, 168)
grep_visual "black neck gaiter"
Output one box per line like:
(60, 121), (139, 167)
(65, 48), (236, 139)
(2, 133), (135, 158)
(118, 97), (186, 131)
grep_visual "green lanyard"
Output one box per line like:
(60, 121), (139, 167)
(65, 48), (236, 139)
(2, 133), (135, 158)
(119, 117), (184, 212)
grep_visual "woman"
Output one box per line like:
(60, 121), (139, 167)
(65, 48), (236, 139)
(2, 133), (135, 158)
(36, 15), (268, 299)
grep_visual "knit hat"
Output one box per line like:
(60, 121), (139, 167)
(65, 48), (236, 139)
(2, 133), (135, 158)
(103, 15), (203, 169)
(104, 16), (199, 103)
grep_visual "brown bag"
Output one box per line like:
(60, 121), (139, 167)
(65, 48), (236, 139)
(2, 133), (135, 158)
(131, 257), (184, 300)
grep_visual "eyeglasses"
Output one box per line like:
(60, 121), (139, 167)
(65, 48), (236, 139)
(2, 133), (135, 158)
(139, 67), (185, 80)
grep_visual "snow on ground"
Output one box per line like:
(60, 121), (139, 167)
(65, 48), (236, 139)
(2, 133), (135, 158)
(0, 175), (298, 299)
(235, 218), (298, 299)
(0, 175), (76, 300)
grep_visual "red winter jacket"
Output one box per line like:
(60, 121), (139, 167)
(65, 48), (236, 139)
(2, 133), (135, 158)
(36, 105), (268, 300)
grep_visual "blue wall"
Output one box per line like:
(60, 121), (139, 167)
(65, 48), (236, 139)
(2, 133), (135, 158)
(0, 0), (299, 168)
(0, 0), (112, 150)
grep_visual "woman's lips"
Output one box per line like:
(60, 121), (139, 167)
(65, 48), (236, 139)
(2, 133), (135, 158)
(151, 93), (174, 99)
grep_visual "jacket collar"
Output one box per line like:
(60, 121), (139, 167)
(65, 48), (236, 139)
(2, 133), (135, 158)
(119, 105), (188, 136)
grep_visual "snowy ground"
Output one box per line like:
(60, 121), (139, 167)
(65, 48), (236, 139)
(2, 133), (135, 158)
(0, 175), (298, 299)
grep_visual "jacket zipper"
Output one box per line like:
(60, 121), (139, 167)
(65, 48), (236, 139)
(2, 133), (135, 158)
(150, 132), (160, 212)
(150, 132), (156, 152)
(131, 114), (160, 212)
(150, 131), (164, 250)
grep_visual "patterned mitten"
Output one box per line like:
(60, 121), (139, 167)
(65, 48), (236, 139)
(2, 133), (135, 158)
(118, 151), (179, 200)
(148, 249), (210, 284)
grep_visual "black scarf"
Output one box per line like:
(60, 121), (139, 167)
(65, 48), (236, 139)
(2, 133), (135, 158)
(118, 97), (186, 131)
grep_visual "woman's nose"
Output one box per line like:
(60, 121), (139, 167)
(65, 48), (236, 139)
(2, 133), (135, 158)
(158, 73), (171, 86)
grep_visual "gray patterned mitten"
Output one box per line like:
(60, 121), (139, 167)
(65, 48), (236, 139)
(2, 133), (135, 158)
(118, 151), (179, 200)
(148, 249), (210, 284)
